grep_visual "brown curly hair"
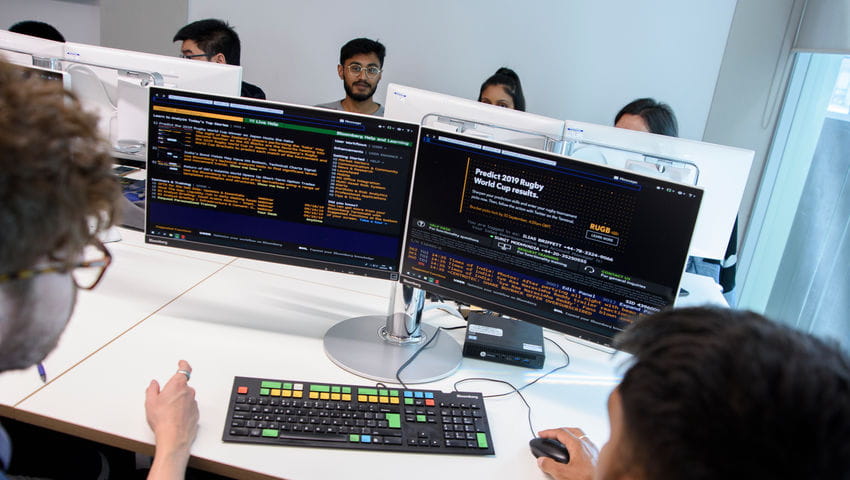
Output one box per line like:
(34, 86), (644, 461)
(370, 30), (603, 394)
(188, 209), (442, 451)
(0, 59), (121, 274)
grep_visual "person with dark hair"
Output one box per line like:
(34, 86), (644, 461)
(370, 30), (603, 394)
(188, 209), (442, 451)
(8, 20), (65, 42)
(316, 38), (386, 116)
(0, 59), (198, 479)
(173, 18), (265, 99)
(536, 307), (850, 480)
(478, 67), (525, 111)
(614, 98), (738, 302)
(614, 97), (678, 137)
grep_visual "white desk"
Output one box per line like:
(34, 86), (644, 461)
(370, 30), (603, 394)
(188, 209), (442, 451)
(0, 229), (234, 408)
(3, 228), (725, 479)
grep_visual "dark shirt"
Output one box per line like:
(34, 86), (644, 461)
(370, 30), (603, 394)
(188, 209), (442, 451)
(241, 81), (266, 100)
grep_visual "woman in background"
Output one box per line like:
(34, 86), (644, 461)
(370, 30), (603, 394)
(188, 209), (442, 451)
(614, 97), (678, 137)
(478, 67), (525, 111)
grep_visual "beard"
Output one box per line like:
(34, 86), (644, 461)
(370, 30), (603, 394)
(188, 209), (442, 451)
(344, 79), (376, 102)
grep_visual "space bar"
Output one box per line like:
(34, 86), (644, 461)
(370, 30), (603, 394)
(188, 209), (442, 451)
(277, 433), (349, 443)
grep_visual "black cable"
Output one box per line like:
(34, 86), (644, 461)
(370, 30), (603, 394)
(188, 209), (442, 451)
(452, 336), (571, 437)
(454, 376), (536, 437)
(482, 336), (570, 398)
(394, 325), (467, 389)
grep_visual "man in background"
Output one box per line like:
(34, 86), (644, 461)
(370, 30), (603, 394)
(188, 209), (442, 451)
(316, 37), (385, 116)
(174, 18), (266, 100)
(8, 20), (65, 42)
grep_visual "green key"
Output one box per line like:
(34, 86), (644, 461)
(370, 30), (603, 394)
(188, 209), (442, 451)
(358, 387), (378, 395)
(389, 390), (399, 397)
(310, 384), (330, 392)
(331, 386), (341, 393)
(379, 389), (388, 396)
(349, 434), (360, 442)
(262, 429), (279, 438)
(261, 381), (282, 389)
(385, 413), (401, 429)
(404, 398), (414, 405)
(416, 414), (426, 422)
(342, 387), (351, 394)
(259, 388), (270, 396)
(477, 433), (488, 448)
(283, 383), (292, 389)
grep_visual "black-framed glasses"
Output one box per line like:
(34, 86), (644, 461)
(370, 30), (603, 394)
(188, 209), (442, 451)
(345, 64), (382, 78)
(0, 240), (112, 291)
(181, 52), (210, 60)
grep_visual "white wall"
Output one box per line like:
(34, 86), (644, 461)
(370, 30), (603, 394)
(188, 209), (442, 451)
(188, 0), (736, 141)
(0, 0), (100, 45)
(100, 0), (188, 57)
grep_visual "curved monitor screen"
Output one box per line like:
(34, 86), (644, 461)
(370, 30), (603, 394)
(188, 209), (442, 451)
(145, 87), (418, 279)
(401, 128), (703, 346)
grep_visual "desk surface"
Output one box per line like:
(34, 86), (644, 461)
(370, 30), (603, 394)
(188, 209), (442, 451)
(2, 228), (723, 479)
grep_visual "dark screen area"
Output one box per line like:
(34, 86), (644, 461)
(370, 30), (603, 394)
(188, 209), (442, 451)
(401, 129), (703, 345)
(145, 87), (418, 279)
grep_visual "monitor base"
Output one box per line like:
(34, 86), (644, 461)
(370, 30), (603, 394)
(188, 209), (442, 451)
(324, 314), (461, 384)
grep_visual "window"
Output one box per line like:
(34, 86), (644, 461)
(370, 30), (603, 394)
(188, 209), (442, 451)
(739, 53), (849, 351)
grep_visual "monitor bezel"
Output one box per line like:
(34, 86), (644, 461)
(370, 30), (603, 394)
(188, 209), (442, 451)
(399, 127), (703, 347)
(144, 86), (420, 281)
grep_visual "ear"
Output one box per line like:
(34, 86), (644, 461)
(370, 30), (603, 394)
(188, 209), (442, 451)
(211, 53), (227, 64)
(337, 64), (344, 80)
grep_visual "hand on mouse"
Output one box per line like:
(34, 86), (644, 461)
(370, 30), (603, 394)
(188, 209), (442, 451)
(536, 427), (597, 480)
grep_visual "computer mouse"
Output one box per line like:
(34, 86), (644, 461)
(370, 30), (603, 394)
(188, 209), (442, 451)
(529, 437), (570, 464)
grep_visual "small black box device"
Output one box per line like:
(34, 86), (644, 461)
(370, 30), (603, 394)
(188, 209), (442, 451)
(463, 312), (545, 369)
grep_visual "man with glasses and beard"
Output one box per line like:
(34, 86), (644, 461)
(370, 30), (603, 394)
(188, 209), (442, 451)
(316, 38), (386, 116)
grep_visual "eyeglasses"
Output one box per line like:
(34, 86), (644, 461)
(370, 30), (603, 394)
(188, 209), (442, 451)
(0, 240), (112, 291)
(181, 53), (210, 60)
(345, 64), (382, 78)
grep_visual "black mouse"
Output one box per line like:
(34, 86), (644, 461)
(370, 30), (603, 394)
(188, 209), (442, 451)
(529, 437), (570, 463)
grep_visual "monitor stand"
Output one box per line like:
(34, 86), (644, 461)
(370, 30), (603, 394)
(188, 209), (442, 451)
(323, 283), (462, 384)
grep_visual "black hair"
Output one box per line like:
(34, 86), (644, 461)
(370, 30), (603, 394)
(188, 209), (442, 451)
(9, 21), (65, 42)
(339, 38), (386, 67)
(478, 67), (525, 111)
(614, 97), (678, 137)
(173, 19), (241, 66)
(614, 307), (850, 480)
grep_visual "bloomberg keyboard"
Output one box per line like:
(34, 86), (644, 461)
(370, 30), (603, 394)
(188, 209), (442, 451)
(223, 376), (495, 455)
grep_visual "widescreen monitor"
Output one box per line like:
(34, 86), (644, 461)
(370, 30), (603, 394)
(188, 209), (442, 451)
(145, 87), (416, 278)
(401, 128), (704, 347)
(0, 29), (64, 69)
(384, 83), (566, 153)
(63, 42), (242, 162)
(12, 63), (70, 90)
(560, 120), (753, 261)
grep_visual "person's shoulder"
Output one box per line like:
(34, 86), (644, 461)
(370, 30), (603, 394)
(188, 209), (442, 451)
(241, 81), (266, 100)
(314, 100), (345, 110)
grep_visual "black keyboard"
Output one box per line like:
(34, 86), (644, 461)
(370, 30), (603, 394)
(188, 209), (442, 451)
(223, 376), (495, 455)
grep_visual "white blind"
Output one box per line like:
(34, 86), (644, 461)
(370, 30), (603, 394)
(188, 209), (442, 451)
(794, 0), (850, 52)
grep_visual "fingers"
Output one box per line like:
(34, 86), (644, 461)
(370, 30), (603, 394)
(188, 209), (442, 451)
(145, 379), (161, 405)
(167, 360), (193, 387)
(537, 456), (557, 475)
(177, 359), (192, 375)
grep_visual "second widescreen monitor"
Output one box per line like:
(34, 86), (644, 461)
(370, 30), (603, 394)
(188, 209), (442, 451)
(146, 87), (417, 279)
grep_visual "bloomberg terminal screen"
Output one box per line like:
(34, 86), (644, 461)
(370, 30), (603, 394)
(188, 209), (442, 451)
(145, 88), (417, 279)
(401, 129), (703, 345)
